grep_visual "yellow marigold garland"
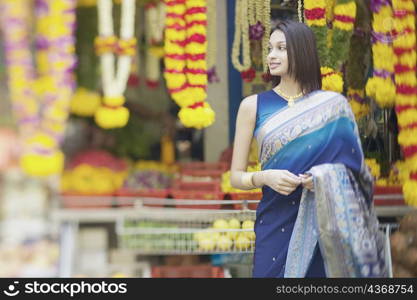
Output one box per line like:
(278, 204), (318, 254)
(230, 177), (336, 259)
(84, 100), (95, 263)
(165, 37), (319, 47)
(365, 1), (396, 107)
(163, 0), (215, 129)
(392, 0), (417, 206)
(70, 88), (102, 117)
(347, 89), (370, 120)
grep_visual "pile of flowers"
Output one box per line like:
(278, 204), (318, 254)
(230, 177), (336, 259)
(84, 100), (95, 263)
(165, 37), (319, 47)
(60, 150), (128, 194)
(121, 160), (177, 190)
(61, 164), (127, 195)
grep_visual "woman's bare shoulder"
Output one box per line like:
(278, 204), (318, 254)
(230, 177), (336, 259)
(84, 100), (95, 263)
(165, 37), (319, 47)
(238, 94), (257, 115)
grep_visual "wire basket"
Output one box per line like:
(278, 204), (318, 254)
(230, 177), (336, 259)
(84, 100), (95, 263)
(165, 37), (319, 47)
(116, 204), (256, 255)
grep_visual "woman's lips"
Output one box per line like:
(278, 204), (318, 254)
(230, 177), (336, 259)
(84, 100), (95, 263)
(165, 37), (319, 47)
(269, 63), (281, 70)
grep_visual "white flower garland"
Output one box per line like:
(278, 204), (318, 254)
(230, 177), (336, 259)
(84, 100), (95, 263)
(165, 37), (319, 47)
(97, 0), (135, 97)
(298, 0), (303, 23)
(261, 0), (270, 72)
(248, 0), (256, 25)
(232, 0), (251, 72)
(145, 2), (165, 85)
(232, 0), (270, 73)
(148, 2), (165, 44)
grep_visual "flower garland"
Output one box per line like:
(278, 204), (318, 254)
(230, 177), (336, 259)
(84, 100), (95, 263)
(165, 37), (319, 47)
(297, 0), (303, 23)
(304, 0), (356, 92)
(1, 0), (77, 177)
(70, 88), (102, 116)
(232, 0), (270, 78)
(145, 1), (165, 89)
(231, 0), (251, 73)
(94, 0), (136, 129)
(163, 0), (215, 129)
(261, 0), (271, 73)
(345, 0), (371, 119)
(365, 0), (396, 108)
(392, 0), (417, 206)
(365, 158), (381, 179)
(1, 0), (39, 140)
(206, 0), (219, 83)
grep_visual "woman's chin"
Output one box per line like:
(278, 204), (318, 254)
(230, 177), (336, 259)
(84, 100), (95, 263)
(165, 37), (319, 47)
(270, 70), (284, 76)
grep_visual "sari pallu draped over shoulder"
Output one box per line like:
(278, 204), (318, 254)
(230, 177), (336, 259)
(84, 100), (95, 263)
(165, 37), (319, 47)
(254, 90), (387, 277)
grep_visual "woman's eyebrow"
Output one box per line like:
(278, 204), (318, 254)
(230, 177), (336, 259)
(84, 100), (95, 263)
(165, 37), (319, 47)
(269, 41), (286, 46)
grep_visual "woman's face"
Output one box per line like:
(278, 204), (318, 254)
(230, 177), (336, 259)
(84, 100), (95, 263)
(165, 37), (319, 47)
(267, 30), (289, 76)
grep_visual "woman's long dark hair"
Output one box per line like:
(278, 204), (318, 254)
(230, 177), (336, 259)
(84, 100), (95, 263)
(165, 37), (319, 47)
(269, 20), (322, 94)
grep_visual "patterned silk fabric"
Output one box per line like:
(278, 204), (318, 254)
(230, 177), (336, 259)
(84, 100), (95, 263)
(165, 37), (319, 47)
(285, 164), (387, 277)
(253, 89), (387, 277)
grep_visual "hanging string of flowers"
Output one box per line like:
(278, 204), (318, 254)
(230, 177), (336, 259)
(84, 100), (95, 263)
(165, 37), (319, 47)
(145, 1), (165, 89)
(304, 0), (356, 93)
(1, 0), (39, 140)
(94, 0), (136, 129)
(0, 0), (77, 177)
(231, 0), (251, 73)
(392, 0), (417, 206)
(206, 0), (219, 83)
(163, 0), (215, 129)
(232, 0), (270, 82)
(345, 0), (371, 119)
(261, 0), (271, 73)
(365, 0), (396, 108)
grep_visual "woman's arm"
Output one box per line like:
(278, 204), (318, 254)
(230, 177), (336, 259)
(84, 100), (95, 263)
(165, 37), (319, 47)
(230, 95), (262, 190)
(230, 95), (302, 195)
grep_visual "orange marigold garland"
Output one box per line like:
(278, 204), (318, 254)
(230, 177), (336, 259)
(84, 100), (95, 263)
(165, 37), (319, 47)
(164, 0), (215, 129)
(392, 0), (417, 206)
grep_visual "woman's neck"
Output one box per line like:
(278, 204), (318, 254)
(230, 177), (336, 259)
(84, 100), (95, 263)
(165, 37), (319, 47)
(275, 76), (303, 97)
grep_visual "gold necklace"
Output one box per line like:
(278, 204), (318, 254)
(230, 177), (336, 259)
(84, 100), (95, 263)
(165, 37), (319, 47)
(275, 87), (304, 107)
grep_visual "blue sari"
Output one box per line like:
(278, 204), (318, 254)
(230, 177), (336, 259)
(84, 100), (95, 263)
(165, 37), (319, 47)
(252, 89), (387, 278)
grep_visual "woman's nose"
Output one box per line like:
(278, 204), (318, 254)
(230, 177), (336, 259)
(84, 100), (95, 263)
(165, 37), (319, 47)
(268, 49), (278, 59)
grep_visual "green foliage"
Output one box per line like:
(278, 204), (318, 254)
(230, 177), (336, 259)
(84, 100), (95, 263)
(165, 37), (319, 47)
(105, 114), (154, 160)
(312, 26), (329, 67)
(329, 29), (352, 69)
(75, 6), (99, 90)
(346, 0), (371, 89)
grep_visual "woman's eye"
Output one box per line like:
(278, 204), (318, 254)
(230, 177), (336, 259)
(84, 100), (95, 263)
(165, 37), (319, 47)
(279, 46), (286, 51)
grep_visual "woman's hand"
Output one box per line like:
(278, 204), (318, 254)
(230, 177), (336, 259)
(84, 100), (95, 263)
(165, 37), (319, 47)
(262, 170), (301, 196)
(299, 173), (314, 191)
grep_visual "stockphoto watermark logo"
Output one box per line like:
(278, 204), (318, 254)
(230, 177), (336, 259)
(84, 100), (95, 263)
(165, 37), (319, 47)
(3, 281), (20, 297)
(3, 281), (127, 297)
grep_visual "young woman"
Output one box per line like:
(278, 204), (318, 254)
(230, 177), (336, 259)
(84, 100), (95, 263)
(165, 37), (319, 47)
(230, 20), (387, 278)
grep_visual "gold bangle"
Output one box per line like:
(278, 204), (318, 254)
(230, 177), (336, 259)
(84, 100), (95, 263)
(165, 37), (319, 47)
(241, 172), (255, 189)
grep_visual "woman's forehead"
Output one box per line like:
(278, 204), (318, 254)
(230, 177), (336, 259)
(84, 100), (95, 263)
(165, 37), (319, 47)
(269, 30), (286, 44)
